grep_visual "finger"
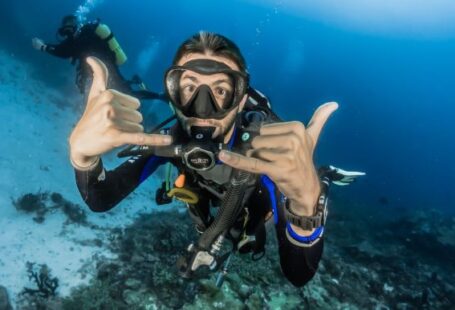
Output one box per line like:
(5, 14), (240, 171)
(259, 121), (309, 149)
(251, 134), (294, 151)
(116, 133), (173, 146)
(86, 56), (108, 104)
(306, 102), (338, 148)
(112, 119), (144, 133)
(218, 150), (275, 175)
(259, 121), (300, 136)
(111, 103), (143, 124)
(251, 148), (286, 163)
(84, 89), (115, 114)
(109, 89), (141, 110)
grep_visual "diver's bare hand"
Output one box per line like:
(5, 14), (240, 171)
(69, 57), (172, 169)
(219, 102), (338, 230)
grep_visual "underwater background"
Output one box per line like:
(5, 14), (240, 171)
(0, 0), (454, 309)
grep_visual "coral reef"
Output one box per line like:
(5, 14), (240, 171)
(8, 203), (455, 309)
(16, 262), (61, 309)
(22, 262), (59, 298)
(0, 286), (13, 310)
(13, 192), (48, 223)
(13, 191), (87, 224)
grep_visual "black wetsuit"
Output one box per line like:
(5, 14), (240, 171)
(74, 90), (324, 287)
(44, 20), (164, 100)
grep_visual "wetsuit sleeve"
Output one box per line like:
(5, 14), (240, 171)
(259, 176), (323, 287)
(74, 155), (168, 212)
(131, 90), (167, 101)
(44, 40), (74, 58)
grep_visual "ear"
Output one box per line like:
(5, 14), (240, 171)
(237, 94), (248, 113)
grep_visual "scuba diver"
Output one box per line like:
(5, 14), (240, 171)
(32, 14), (164, 101)
(68, 32), (365, 287)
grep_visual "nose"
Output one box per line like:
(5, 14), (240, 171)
(189, 85), (219, 118)
(193, 87), (212, 118)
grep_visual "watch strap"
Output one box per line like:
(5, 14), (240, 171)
(284, 187), (328, 230)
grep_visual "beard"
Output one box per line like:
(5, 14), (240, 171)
(175, 107), (239, 143)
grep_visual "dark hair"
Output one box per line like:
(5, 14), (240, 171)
(61, 15), (78, 27)
(173, 31), (247, 73)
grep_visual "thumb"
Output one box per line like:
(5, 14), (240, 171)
(306, 101), (339, 149)
(86, 56), (108, 104)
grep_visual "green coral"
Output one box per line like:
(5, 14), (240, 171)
(55, 207), (455, 309)
(61, 279), (128, 310)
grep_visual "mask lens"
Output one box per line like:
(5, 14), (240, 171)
(166, 69), (235, 109)
(164, 59), (249, 119)
(212, 79), (234, 109)
(165, 68), (184, 106)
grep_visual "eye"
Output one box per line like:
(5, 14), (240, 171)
(179, 84), (197, 106)
(184, 85), (196, 93)
(215, 87), (227, 97)
(181, 84), (197, 98)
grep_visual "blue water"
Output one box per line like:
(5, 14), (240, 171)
(1, 1), (454, 209)
(1, 0), (455, 307)
(6, 0), (452, 213)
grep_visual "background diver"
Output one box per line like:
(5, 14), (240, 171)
(68, 32), (365, 287)
(32, 14), (165, 101)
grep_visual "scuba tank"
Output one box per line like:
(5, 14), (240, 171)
(94, 23), (127, 65)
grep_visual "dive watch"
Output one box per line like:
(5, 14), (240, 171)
(284, 186), (328, 230)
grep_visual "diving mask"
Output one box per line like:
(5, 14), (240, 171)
(57, 15), (78, 37)
(164, 59), (249, 120)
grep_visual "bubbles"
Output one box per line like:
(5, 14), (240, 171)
(273, 0), (284, 15)
(74, 0), (105, 24)
(250, 0), (284, 49)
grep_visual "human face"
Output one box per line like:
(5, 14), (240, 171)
(173, 53), (248, 142)
(179, 70), (234, 110)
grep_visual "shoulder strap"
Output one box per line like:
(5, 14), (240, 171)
(247, 87), (272, 109)
(245, 87), (282, 122)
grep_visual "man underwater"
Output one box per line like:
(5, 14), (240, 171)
(32, 14), (163, 101)
(68, 32), (363, 286)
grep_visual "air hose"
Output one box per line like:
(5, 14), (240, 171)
(197, 169), (252, 250)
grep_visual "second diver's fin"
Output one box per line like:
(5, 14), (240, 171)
(327, 165), (366, 186)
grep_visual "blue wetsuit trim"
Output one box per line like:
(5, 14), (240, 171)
(139, 156), (168, 183)
(261, 175), (279, 224)
(227, 127), (237, 149)
(216, 127), (237, 165)
(286, 223), (324, 243)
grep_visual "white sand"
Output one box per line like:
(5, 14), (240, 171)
(0, 49), (173, 305)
